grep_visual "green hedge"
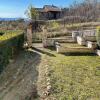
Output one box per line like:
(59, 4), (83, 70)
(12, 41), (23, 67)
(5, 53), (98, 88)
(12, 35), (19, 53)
(0, 32), (24, 73)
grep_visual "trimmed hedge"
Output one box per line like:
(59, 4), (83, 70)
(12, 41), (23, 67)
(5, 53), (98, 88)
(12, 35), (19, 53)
(0, 32), (24, 73)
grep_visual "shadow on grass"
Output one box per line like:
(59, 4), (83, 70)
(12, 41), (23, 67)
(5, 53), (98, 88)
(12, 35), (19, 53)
(31, 47), (56, 57)
(61, 52), (96, 56)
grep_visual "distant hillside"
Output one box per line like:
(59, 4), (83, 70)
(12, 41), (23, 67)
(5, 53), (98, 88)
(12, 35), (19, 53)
(0, 18), (24, 21)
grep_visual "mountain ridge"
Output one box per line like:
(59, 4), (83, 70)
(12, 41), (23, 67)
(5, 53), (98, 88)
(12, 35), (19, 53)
(0, 18), (25, 21)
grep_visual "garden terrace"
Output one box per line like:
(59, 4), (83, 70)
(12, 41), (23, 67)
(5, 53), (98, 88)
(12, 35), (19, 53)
(27, 21), (100, 44)
(44, 49), (100, 99)
(56, 43), (95, 54)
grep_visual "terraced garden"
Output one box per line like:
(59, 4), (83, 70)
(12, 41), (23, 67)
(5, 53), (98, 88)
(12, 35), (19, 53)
(0, 24), (100, 100)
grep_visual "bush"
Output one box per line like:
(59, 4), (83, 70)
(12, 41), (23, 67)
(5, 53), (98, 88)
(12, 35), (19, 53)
(96, 26), (100, 47)
(50, 21), (60, 29)
(0, 31), (24, 73)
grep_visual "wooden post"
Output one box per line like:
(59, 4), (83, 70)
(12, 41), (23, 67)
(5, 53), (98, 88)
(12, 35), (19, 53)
(55, 42), (60, 53)
(42, 26), (48, 47)
(27, 23), (33, 48)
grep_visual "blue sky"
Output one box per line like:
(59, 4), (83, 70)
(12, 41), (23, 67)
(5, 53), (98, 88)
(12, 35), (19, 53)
(0, 0), (82, 18)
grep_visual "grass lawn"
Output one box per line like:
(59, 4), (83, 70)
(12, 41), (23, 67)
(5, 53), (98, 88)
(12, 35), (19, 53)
(44, 48), (100, 100)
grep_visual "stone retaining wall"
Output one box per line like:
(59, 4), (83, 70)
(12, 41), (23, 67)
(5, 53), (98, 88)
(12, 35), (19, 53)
(43, 39), (55, 47)
(72, 30), (96, 42)
(43, 37), (75, 47)
(85, 36), (96, 42)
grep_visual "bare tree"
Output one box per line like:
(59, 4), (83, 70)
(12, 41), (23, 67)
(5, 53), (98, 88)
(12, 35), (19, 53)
(63, 0), (100, 23)
(25, 5), (39, 20)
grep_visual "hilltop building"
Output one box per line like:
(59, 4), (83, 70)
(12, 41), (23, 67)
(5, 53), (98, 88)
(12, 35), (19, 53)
(35, 5), (63, 20)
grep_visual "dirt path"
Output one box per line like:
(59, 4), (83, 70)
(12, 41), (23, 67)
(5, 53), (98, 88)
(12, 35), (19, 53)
(0, 49), (41, 100)
(0, 42), (55, 100)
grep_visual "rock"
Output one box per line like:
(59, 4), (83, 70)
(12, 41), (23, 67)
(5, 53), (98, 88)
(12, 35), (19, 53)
(47, 85), (52, 92)
(13, 76), (16, 79)
(96, 49), (100, 56)
(47, 82), (51, 86)
(45, 72), (49, 76)
(47, 77), (50, 82)
(4, 86), (6, 89)
(43, 91), (50, 96)
(9, 59), (14, 63)
(45, 70), (48, 73)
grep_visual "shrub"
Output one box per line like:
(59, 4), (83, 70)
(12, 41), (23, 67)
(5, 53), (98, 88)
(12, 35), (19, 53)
(50, 21), (60, 29)
(96, 26), (100, 47)
(0, 31), (24, 73)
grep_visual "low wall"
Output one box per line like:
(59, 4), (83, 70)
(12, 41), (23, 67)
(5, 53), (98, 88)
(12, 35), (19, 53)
(82, 30), (96, 37)
(72, 30), (96, 42)
(43, 37), (75, 47)
(49, 37), (75, 43)
(56, 43), (94, 53)
(56, 47), (94, 53)
(85, 36), (96, 42)
(43, 39), (55, 47)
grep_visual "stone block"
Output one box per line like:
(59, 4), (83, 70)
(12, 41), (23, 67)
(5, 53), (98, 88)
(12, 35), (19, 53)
(72, 31), (79, 41)
(77, 36), (86, 45)
(96, 50), (100, 56)
(87, 41), (97, 49)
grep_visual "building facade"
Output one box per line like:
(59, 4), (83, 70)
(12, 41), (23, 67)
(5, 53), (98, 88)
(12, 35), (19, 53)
(35, 5), (63, 20)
